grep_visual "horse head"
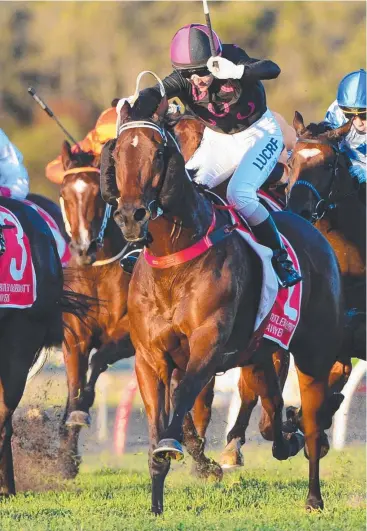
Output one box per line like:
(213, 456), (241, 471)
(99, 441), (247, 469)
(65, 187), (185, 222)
(286, 111), (352, 222)
(112, 99), (190, 242)
(60, 141), (108, 265)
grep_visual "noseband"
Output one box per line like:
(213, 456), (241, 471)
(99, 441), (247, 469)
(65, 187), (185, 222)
(289, 138), (340, 223)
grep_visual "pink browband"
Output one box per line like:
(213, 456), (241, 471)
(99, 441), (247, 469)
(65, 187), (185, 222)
(143, 209), (217, 269)
(63, 167), (100, 177)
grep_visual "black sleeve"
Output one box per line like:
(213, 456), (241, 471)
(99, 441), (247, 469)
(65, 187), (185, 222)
(223, 44), (281, 81)
(132, 71), (191, 118)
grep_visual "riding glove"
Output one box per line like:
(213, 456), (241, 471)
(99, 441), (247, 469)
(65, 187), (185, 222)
(207, 56), (245, 80)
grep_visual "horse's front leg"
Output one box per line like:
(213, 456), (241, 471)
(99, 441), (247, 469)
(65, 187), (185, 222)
(83, 334), (135, 411)
(135, 350), (171, 515)
(154, 324), (222, 463)
(174, 373), (222, 480)
(59, 330), (90, 479)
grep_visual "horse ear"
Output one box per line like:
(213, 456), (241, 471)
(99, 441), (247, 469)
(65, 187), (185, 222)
(119, 100), (131, 124)
(323, 119), (352, 141)
(61, 140), (73, 171)
(293, 111), (306, 136)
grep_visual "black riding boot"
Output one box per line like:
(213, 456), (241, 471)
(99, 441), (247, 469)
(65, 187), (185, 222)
(251, 215), (302, 288)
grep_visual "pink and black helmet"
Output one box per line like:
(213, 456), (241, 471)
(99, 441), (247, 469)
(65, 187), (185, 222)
(170, 24), (222, 76)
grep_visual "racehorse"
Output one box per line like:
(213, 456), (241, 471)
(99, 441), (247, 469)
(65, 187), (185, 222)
(58, 141), (220, 481)
(57, 141), (134, 478)
(284, 111), (366, 436)
(111, 99), (344, 513)
(0, 197), (86, 495)
(287, 111), (365, 360)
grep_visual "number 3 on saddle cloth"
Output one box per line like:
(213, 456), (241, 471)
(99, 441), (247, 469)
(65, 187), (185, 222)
(144, 200), (302, 352)
(0, 205), (36, 308)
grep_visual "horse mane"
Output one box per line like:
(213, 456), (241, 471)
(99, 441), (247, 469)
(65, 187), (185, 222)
(69, 149), (96, 168)
(303, 121), (332, 138)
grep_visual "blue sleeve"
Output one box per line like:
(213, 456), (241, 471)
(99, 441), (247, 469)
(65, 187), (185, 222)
(349, 163), (366, 184)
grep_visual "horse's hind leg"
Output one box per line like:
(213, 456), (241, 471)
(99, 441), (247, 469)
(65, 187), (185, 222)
(220, 349), (290, 468)
(220, 366), (258, 468)
(285, 358), (352, 458)
(295, 365), (329, 510)
(0, 416), (15, 496)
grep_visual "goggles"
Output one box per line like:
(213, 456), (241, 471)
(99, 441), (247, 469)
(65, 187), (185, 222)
(341, 108), (367, 120)
(178, 67), (211, 79)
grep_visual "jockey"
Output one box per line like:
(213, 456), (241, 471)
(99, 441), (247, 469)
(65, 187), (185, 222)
(324, 69), (366, 200)
(106, 24), (301, 287)
(46, 106), (117, 184)
(0, 128), (29, 200)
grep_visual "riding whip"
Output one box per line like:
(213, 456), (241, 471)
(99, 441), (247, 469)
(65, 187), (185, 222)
(27, 87), (81, 149)
(202, 0), (219, 69)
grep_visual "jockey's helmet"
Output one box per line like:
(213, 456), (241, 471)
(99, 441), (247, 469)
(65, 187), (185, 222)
(170, 24), (222, 77)
(337, 69), (366, 116)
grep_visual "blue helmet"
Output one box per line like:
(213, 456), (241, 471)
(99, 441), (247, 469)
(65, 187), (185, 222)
(337, 69), (366, 112)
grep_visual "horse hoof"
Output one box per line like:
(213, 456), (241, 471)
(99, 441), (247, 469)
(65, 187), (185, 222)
(304, 432), (330, 460)
(305, 497), (324, 511)
(192, 458), (223, 480)
(65, 411), (91, 428)
(153, 439), (184, 461)
(220, 448), (244, 469)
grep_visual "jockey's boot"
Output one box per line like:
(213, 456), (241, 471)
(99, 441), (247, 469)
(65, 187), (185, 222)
(251, 215), (302, 288)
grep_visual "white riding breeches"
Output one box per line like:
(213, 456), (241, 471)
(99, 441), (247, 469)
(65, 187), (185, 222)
(0, 129), (29, 200)
(186, 109), (283, 226)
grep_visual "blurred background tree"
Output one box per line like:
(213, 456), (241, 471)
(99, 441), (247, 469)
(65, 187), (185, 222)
(0, 1), (365, 201)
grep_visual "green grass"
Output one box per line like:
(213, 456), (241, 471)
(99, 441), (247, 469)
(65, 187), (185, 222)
(0, 446), (365, 531)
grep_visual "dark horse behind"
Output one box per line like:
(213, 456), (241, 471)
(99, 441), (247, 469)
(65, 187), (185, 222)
(287, 111), (365, 361)
(0, 196), (87, 495)
(109, 98), (345, 514)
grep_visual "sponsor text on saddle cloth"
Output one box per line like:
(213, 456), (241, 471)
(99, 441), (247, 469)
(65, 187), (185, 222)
(23, 199), (71, 267)
(0, 206), (36, 308)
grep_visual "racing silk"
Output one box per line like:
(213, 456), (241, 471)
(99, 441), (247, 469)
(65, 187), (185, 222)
(46, 107), (116, 184)
(139, 44), (280, 135)
(324, 100), (366, 184)
(0, 129), (29, 200)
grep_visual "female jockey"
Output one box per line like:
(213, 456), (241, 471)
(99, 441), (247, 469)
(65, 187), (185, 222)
(108, 24), (301, 287)
(324, 69), (366, 202)
(0, 128), (29, 200)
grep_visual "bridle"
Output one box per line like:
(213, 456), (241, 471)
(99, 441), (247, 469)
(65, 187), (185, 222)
(60, 166), (119, 266)
(117, 119), (193, 223)
(288, 137), (342, 223)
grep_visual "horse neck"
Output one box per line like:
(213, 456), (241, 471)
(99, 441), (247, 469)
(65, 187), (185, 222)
(147, 173), (213, 257)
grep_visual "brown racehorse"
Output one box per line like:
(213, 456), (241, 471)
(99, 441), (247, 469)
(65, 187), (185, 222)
(171, 113), (290, 468)
(111, 100), (344, 513)
(59, 141), (220, 481)
(58, 141), (134, 478)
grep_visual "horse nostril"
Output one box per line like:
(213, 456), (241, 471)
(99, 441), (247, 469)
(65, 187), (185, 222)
(134, 208), (147, 222)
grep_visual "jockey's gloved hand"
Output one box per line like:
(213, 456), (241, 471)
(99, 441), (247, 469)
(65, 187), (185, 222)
(207, 56), (244, 80)
(132, 88), (161, 119)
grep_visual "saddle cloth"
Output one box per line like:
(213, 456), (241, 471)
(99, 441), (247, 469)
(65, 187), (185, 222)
(23, 200), (71, 267)
(0, 205), (36, 308)
(220, 202), (302, 351)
